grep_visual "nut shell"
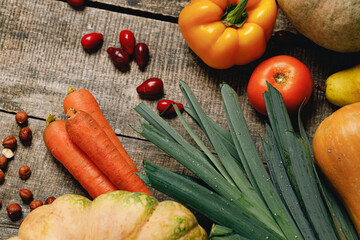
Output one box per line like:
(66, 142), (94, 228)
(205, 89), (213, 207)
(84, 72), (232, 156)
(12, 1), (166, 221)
(2, 148), (14, 159)
(45, 197), (56, 205)
(0, 155), (7, 169)
(29, 200), (43, 211)
(19, 165), (31, 180)
(7, 203), (22, 220)
(19, 189), (34, 203)
(0, 169), (4, 182)
(2, 136), (17, 149)
(15, 111), (28, 124)
(19, 127), (32, 144)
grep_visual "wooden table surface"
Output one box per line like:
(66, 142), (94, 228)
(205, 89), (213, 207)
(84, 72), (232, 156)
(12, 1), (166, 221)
(0, 0), (359, 238)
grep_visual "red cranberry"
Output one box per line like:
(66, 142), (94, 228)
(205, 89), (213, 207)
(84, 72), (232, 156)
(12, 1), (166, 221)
(119, 30), (136, 56)
(107, 47), (130, 70)
(67, 0), (84, 6)
(81, 33), (103, 50)
(135, 43), (149, 70)
(157, 100), (184, 116)
(136, 78), (164, 99)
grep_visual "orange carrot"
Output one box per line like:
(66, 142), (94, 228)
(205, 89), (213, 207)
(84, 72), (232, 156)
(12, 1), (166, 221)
(63, 87), (139, 172)
(43, 115), (118, 199)
(65, 109), (152, 195)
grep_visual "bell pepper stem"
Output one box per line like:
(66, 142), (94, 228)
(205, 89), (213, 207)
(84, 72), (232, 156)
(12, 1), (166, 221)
(221, 0), (248, 28)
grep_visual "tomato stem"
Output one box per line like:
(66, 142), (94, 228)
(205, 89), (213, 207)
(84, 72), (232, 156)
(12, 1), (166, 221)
(274, 73), (287, 84)
(221, 0), (248, 28)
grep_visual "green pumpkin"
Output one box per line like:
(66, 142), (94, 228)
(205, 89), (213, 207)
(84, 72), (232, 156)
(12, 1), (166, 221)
(8, 191), (208, 240)
(277, 0), (360, 52)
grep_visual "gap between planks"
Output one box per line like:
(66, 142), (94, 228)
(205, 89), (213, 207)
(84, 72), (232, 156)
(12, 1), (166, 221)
(56, 0), (178, 23)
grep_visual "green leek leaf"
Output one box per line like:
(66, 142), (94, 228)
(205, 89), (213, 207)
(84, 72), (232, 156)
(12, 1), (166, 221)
(298, 106), (359, 240)
(221, 82), (303, 240)
(262, 124), (316, 240)
(185, 106), (243, 170)
(210, 225), (249, 240)
(143, 160), (286, 240)
(264, 83), (338, 240)
(174, 104), (235, 185)
(179, 81), (271, 217)
(135, 119), (275, 226)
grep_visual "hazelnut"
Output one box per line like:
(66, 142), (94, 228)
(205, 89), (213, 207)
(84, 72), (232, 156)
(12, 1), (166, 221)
(15, 111), (28, 124)
(2, 136), (17, 149)
(0, 155), (7, 169)
(19, 127), (32, 144)
(19, 189), (33, 203)
(29, 200), (43, 211)
(2, 148), (14, 159)
(7, 203), (22, 220)
(19, 165), (31, 180)
(45, 196), (56, 205)
(0, 169), (4, 183)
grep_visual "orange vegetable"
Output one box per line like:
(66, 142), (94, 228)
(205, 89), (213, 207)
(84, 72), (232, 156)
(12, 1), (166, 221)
(63, 87), (138, 172)
(178, 0), (277, 69)
(65, 109), (152, 195)
(43, 115), (118, 199)
(312, 102), (360, 235)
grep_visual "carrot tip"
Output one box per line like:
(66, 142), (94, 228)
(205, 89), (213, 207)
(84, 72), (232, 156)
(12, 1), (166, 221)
(66, 108), (77, 119)
(68, 86), (77, 95)
(46, 114), (56, 126)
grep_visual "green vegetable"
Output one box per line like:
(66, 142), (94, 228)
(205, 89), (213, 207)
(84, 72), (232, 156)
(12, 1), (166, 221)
(133, 81), (358, 240)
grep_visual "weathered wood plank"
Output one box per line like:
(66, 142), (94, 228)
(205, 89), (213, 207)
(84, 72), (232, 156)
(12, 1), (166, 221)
(0, 111), (212, 239)
(89, 0), (186, 19)
(1, 0), (360, 238)
(0, 0), (192, 136)
(1, 0), (358, 143)
(87, 0), (296, 33)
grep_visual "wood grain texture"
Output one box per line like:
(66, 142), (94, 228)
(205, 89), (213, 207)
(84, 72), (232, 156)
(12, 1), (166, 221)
(0, 111), (212, 238)
(90, 0), (187, 18)
(89, 0), (296, 33)
(1, 0), (360, 238)
(2, 0), (358, 142)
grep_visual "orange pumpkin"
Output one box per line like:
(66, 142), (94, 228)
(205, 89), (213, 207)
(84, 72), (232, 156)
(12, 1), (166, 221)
(313, 102), (360, 235)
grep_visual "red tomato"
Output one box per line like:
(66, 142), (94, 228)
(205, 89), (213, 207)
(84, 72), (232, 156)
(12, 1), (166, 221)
(247, 55), (313, 115)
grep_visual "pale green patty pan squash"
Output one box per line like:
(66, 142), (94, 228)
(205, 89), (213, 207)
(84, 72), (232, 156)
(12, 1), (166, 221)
(8, 191), (208, 240)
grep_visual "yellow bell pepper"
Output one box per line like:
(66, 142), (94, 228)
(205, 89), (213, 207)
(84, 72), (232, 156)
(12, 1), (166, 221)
(178, 0), (277, 69)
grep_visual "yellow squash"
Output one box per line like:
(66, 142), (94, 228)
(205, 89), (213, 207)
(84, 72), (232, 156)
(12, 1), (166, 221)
(8, 191), (208, 240)
(313, 102), (360, 235)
